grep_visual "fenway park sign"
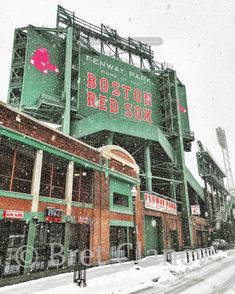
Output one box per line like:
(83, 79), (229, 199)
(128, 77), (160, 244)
(144, 193), (177, 215)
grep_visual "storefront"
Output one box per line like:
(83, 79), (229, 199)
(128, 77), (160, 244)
(69, 223), (90, 265)
(0, 219), (29, 277)
(32, 222), (65, 272)
(109, 226), (134, 260)
(143, 192), (182, 254)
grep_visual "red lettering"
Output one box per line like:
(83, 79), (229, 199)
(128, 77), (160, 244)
(124, 103), (133, 117)
(99, 95), (107, 111)
(87, 72), (97, 89)
(122, 85), (131, 100)
(144, 92), (152, 106)
(112, 81), (121, 97)
(143, 108), (153, 123)
(100, 77), (109, 93)
(87, 91), (97, 108)
(134, 89), (142, 103)
(134, 105), (142, 120)
(110, 98), (119, 114)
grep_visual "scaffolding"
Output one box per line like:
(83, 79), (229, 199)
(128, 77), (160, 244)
(56, 5), (158, 70)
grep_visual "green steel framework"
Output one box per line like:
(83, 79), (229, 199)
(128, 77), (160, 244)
(6, 5), (208, 248)
(196, 140), (234, 240)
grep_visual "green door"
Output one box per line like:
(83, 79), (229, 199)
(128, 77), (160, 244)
(144, 216), (163, 255)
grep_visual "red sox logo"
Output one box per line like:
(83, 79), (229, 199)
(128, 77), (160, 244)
(30, 48), (59, 74)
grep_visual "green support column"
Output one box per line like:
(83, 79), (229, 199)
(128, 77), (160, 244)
(170, 171), (177, 201)
(144, 143), (152, 191)
(64, 223), (71, 267)
(62, 26), (73, 135)
(105, 131), (114, 145)
(24, 220), (37, 274)
(171, 70), (193, 247)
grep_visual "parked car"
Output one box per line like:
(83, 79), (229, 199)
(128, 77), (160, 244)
(212, 239), (229, 250)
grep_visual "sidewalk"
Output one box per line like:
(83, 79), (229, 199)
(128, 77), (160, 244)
(0, 250), (228, 294)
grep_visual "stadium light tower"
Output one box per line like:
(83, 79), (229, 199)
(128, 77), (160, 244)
(216, 127), (235, 198)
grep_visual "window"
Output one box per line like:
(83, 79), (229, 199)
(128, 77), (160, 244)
(33, 223), (65, 271)
(113, 193), (129, 207)
(40, 153), (66, 199)
(0, 137), (35, 194)
(72, 165), (93, 203)
(109, 226), (134, 260)
(0, 220), (28, 277)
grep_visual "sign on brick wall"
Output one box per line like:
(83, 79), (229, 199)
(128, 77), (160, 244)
(191, 205), (201, 215)
(144, 193), (177, 215)
(3, 210), (24, 219)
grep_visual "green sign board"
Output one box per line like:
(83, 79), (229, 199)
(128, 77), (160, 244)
(21, 26), (65, 108)
(178, 83), (190, 135)
(78, 49), (160, 125)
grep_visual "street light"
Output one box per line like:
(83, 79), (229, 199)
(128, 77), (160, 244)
(131, 186), (137, 262)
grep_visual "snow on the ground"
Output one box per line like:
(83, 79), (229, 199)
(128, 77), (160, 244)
(0, 251), (229, 294)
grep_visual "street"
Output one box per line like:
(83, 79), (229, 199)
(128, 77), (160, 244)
(135, 250), (235, 294)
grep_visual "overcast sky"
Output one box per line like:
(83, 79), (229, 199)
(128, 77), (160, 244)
(0, 0), (235, 187)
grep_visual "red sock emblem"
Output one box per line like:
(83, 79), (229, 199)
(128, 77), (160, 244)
(30, 48), (59, 74)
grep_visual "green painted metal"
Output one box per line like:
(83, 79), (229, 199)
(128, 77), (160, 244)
(105, 131), (114, 145)
(39, 196), (94, 208)
(108, 169), (139, 185)
(177, 82), (192, 140)
(57, 6), (155, 69)
(144, 215), (163, 255)
(109, 220), (134, 227)
(110, 177), (133, 214)
(185, 167), (204, 201)
(5, 7), (209, 255)
(0, 210), (35, 221)
(71, 113), (174, 162)
(62, 27), (73, 135)
(77, 49), (160, 125)
(0, 189), (33, 200)
(71, 202), (93, 209)
(144, 143), (152, 191)
(0, 126), (100, 170)
(159, 71), (194, 151)
(63, 223), (71, 266)
(0, 190), (94, 210)
(196, 144), (226, 191)
(0, 126), (139, 194)
(17, 26), (64, 109)
(24, 221), (37, 274)
(167, 69), (193, 247)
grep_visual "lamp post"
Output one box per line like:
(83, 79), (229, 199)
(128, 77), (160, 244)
(131, 185), (137, 262)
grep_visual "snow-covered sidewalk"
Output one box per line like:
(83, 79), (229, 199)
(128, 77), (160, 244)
(0, 250), (229, 294)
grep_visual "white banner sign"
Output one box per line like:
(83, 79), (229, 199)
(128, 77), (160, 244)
(191, 205), (201, 215)
(144, 193), (177, 215)
(3, 210), (24, 219)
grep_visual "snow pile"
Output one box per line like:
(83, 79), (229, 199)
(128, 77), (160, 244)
(0, 251), (228, 294)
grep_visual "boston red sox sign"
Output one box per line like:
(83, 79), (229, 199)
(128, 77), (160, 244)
(78, 49), (160, 124)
